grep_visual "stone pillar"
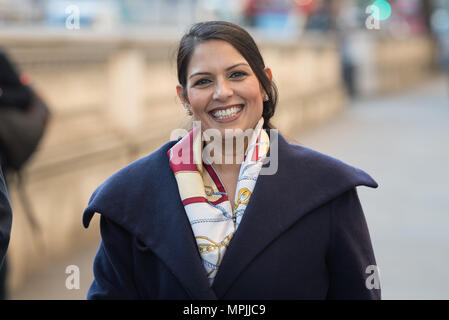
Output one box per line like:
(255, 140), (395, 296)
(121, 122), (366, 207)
(107, 49), (145, 135)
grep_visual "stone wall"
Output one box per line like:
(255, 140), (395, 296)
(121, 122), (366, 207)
(350, 32), (436, 96)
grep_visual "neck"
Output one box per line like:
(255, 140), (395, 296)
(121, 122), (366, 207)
(205, 137), (249, 175)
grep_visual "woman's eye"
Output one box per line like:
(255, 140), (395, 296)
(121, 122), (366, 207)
(194, 79), (211, 86)
(193, 71), (247, 86)
(230, 71), (247, 78)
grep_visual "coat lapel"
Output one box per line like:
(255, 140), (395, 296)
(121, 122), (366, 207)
(211, 130), (378, 298)
(138, 142), (218, 300)
(84, 139), (217, 300)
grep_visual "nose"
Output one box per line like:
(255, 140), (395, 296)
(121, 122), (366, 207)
(213, 78), (233, 101)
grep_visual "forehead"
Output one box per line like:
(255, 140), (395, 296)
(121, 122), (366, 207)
(187, 40), (248, 75)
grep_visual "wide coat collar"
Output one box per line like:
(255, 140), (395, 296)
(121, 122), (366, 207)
(83, 130), (378, 300)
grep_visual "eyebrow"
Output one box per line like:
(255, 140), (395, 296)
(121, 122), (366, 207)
(188, 62), (250, 79)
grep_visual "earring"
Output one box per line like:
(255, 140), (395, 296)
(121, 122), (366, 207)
(263, 93), (269, 102)
(185, 104), (193, 116)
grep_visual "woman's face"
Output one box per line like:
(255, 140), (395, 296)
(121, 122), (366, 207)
(177, 40), (271, 138)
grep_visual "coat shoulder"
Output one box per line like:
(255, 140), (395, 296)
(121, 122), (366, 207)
(283, 140), (378, 192)
(270, 139), (378, 233)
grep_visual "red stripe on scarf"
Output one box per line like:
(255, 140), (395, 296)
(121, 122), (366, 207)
(168, 130), (200, 172)
(204, 164), (229, 205)
(183, 196), (208, 206)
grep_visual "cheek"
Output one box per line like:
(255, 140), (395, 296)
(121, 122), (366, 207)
(187, 89), (209, 113)
(241, 79), (263, 102)
(240, 82), (264, 113)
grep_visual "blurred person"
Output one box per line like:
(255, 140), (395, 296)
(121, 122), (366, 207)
(0, 49), (35, 174)
(0, 49), (50, 299)
(305, 0), (332, 31)
(390, 0), (428, 35)
(83, 20), (380, 299)
(242, 0), (297, 37)
(242, 0), (258, 27)
(334, 0), (359, 97)
(305, 0), (358, 97)
(0, 53), (33, 113)
(0, 168), (12, 292)
(430, 4), (449, 90)
(0, 49), (30, 300)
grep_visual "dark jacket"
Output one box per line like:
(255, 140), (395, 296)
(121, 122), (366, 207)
(0, 50), (32, 110)
(0, 169), (12, 268)
(0, 49), (34, 172)
(83, 131), (381, 300)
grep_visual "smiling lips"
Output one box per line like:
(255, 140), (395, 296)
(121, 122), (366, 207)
(209, 104), (244, 121)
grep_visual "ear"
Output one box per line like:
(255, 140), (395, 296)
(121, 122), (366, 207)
(264, 67), (272, 82)
(261, 67), (273, 98)
(176, 84), (188, 105)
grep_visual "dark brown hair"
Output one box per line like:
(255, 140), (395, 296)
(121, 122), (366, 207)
(176, 21), (278, 130)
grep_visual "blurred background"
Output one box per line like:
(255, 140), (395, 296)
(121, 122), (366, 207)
(0, 0), (447, 300)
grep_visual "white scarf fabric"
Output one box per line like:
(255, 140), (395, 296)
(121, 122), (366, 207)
(167, 117), (269, 285)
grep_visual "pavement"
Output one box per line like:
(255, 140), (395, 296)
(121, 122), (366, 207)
(9, 241), (98, 300)
(294, 74), (449, 299)
(9, 74), (449, 300)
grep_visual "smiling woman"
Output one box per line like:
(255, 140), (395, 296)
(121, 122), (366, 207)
(178, 41), (267, 135)
(176, 21), (277, 133)
(83, 21), (381, 300)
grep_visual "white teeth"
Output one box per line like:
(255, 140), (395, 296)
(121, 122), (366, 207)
(211, 105), (243, 119)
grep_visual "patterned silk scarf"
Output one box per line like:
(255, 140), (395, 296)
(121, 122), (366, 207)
(167, 117), (270, 285)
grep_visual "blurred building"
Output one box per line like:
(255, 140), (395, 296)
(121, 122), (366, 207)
(0, 1), (442, 38)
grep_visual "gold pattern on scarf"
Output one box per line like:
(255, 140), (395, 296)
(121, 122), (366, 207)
(234, 188), (251, 210)
(196, 234), (234, 277)
(232, 188), (251, 227)
(204, 185), (214, 196)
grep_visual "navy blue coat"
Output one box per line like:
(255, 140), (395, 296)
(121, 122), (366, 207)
(83, 131), (381, 300)
(0, 169), (12, 268)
